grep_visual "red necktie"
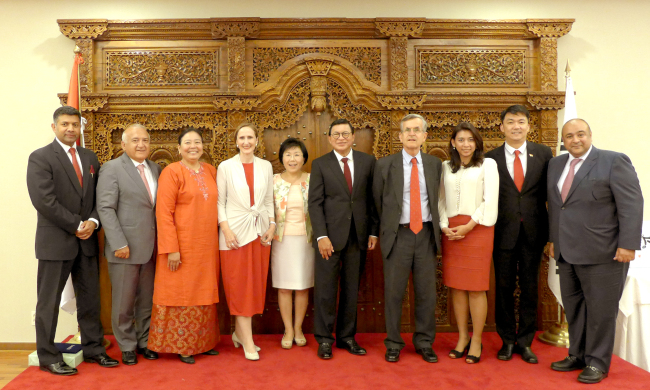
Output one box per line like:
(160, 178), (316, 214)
(68, 148), (83, 187)
(137, 164), (154, 204)
(561, 158), (582, 202)
(410, 157), (422, 234)
(514, 150), (524, 192)
(341, 157), (352, 193)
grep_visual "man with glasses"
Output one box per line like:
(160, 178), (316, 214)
(308, 118), (379, 360)
(373, 113), (442, 363)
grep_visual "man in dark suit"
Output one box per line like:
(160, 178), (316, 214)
(27, 106), (118, 376)
(373, 114), (442, 363)
(485, 105), (553, 364)
(308, 118), (379, 359)
(97, 124), (161, 365)
(548, 118), (643, 384)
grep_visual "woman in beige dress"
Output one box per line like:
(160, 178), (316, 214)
(271, 138), (315, 349)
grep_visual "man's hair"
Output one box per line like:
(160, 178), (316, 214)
(563, 118), (592, 133)
(53, 106), (81, 124)
(328, 118), (354, 136)
(122, 123), (148, 142)
(399, 113), (428, 132)
(279, 138), (309, 164)
(500, 105), (530, 122)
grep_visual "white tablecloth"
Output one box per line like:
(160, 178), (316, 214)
(614, 268), (650, 372)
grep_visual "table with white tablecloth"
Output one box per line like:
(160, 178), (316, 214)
(614, 268), (650, 372)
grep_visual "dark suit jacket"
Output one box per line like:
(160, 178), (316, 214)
(547, 146), (643, 265)
(97, 153), (162, 264)
(373, 151), (442, 260)
(27, 139), (101, 260)
(486, 142), (553, 250)
(308, 150), (379, 251)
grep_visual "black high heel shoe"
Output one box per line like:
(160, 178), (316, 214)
(465, 344), (483, 364)
(449, 340), (471, 359)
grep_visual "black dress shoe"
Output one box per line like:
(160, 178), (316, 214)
(39, 361), (78, 376)
(121, 351), (137, 365)
(202, 349), (219, 356)
(497, 343), (515, 361)
(317, 343), (333, 360)
(578, 366), (608, 384)
(178, 355), (195, 364)
(336, 340), (367, 355)
(416, 348), (438, 363)
(517, 346), (538, 364)
(385, 348), (400, 363)
(551, 356), (586, 372)
(136, 347), (159, 360)
(84, 352), (119, 367)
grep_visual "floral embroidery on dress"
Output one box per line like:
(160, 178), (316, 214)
(273, 173), (312, 242)
(180, 161), (209, 200)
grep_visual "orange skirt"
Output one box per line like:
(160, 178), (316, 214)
(220, 237), (271, 316)
(442, 215), (494, 291)
(147, 304), (219, 355)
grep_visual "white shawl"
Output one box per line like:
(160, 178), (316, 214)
(217, 154), (274, 249)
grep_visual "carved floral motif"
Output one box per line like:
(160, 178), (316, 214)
(228, 37), (246, 91)
(76, 39), (94, 92)
(377, 92), (427, 110)
(310, 76), (328, 115)
(527, 92), (565, 110)
(527, 21), (573, 38)
(418, 49), (526, 85)
(211, 20), (260, 38)
(253, 47), (381, 86)
(376, 21), (424, 37)
(58, 94), (109, 112)
(389, 37), (408, 90)
(540, 38), (558, 91)
(305, 60), (333, 76)
(58, 20), (108, 39)
(213, 96), (261, 111)
(105, 50), (218, 87)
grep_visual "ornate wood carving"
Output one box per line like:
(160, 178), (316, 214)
(417, 48), (527, 86)
(228, 37), (246, 91)
(253, 47), (381, 87)
(389, 37), (408, 90)
(57, 17), (573, 335)
(105, 50), (218, 88)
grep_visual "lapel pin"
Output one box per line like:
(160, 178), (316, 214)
(90, 165), (95, 178)
(529, 154), (533, 157)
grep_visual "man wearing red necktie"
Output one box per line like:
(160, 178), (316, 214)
(485, 105), (553, 364)
(27, 106), (118, 376)
(373, 114), (442, 363)
(547, 119), (643, 384)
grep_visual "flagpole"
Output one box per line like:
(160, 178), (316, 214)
(74, 45), (85, 148)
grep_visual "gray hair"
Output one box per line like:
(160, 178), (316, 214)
(122, 123), (148, 142)
(399, 114), (428, 132)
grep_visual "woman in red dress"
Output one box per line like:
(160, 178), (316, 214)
(217, 123), (275, 361)
(148, 128), (220, 364)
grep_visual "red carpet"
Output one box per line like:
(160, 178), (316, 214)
(6, 332), (649, 390)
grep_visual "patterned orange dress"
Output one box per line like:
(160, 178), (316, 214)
(148, 161), (220, 355)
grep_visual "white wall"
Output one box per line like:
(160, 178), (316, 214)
(1, 0), (648, 342)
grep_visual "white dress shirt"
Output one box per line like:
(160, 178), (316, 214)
(333, 149), (354, 186)
(557, 145), (593, 191)
(399, 149), (432, 224)
(504, 141), (528, 179)
(438, 158), (499, 228)
(130, 157), (157, 204)
(54, 137), (99, 230)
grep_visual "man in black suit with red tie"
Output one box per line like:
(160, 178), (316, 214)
(485, 105), (553, 364)
(308, 118), (379, 360)
(27, 106), (118, 375)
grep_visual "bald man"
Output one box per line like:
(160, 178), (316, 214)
(97, 124), (162, 365)
(547, 119), (643, 384)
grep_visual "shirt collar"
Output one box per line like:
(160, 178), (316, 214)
(504, 141), (527, 156)
(568, 145), (593, 163)
(55, 137), (77, 154)
(130, 157), (148, 169)
(333, 149), (353, 161)
(402, 149), (421, 164)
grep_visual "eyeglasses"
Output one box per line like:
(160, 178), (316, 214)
(401, 128), (424, 134)
(330, 132), (352, 139)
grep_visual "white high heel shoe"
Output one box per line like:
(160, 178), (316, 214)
(231, 332), (261, 351)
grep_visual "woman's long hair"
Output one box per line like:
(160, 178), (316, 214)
(448, 122), (484, 173)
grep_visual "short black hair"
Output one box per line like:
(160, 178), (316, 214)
(328, 118), (354, 136)
(178, 127), (203, 144)
(53, 106), (81, 124)
(500, 105), (530, 122)
(279, 138), (309, 164)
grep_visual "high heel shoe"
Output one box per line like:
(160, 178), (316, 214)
(465, 344), (483, 364)
(281, 333), (293, 349)
(449, 340), (471, 359)
(232, 332), (261, 352)
(294, 334), (307, 347)
(242, 345), (260, 361)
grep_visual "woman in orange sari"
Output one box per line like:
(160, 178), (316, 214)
(148, 128), (220, 364)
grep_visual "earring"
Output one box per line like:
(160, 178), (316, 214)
(236, 145), (239, 149)
(452, 146), (456, 150)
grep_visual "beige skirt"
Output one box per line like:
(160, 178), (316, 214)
(271, 235), (315, 290)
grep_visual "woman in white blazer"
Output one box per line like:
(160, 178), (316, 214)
(217, 123), (275, 361)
